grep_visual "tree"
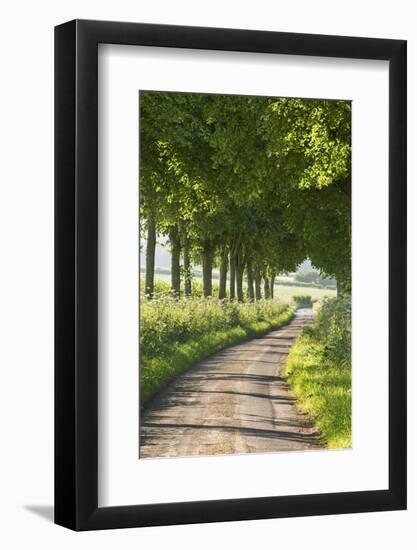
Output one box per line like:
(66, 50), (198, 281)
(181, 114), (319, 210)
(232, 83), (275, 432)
(261, 98), (351, 290)
(139, 91), (352, 300)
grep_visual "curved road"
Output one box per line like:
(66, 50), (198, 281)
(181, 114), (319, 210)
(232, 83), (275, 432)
(140, 308), (321, 458)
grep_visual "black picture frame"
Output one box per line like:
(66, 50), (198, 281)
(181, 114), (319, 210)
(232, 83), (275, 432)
(55, 19), (407, 531)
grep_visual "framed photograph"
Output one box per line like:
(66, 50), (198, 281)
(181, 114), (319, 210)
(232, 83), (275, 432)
(55, 19), (406, 531)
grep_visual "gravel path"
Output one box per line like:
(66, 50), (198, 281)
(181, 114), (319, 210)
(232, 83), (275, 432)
(139, 308), (321, 458)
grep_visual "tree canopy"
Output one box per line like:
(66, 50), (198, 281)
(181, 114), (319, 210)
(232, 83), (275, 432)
(139, 91), (351, 299)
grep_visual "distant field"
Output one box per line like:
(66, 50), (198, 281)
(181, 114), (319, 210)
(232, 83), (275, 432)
(148, 274), (336, 302)
(272, 284), (336, 303)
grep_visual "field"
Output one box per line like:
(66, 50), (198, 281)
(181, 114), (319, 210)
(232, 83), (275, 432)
(268, 283), (335, 302)
(144, 274), (336, 303)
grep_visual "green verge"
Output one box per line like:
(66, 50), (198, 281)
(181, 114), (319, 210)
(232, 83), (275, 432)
(140, 307), (294, 406)
(285, 297), (352, 449)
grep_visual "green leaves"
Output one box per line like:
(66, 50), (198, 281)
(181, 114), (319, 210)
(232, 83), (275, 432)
(139, 91), (351, 286)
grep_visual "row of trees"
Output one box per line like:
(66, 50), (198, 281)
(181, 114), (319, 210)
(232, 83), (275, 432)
(140, 92), (351, 300)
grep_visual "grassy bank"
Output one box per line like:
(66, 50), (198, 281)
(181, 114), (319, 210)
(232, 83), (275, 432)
(285, 297), (352, 448)
(140, 296), (294, 406)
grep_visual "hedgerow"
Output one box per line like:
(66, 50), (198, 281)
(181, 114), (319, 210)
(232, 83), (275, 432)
(140, 295), (294, 405)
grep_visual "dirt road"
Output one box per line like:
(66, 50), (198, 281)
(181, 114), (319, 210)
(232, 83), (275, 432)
(140, 308), (321, 458)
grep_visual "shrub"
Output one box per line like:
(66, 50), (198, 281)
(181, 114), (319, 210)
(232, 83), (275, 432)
(313, 296), (351, 369)
(140, 277), (220, 299)
(293, 295), (313, 308)
(141, 295), (292, 357)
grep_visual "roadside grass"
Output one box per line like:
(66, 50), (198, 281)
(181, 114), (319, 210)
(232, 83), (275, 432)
(140, 296), (294, 406)
(285, 297), (352, 449)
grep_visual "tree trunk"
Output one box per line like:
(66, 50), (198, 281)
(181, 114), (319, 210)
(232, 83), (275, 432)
(246, 259), (255, 302)
(229, 254), (236, 301)
(270, 272), (276, 299)
(183, 237), (192, 297)
(254, 270), (262, 301)
(169, 225), (181, 298)
(145, 214), (156, 298)
(202, 242), (214, 297)
(236, 258), (244, 302)
(218, 246), (228, 300)
(264, 276), (271, 299)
